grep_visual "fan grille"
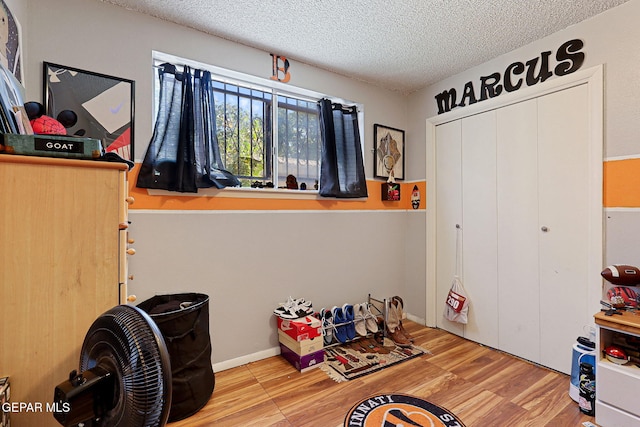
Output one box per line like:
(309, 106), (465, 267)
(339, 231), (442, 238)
(80, 305), (171, 427)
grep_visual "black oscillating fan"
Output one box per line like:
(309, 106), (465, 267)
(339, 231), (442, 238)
(52, 305), (172, 427)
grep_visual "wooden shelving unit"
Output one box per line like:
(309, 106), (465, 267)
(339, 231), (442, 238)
(594, 310), (640, 426)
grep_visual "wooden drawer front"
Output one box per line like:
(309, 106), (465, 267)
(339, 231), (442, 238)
(597, 362), (640, 416)
(596, 400), (640, 427)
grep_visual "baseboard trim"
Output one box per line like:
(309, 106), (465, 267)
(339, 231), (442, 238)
(213, 313), (426, 372)
(213, 346), (280, 372)
(406, 313), (425, 326)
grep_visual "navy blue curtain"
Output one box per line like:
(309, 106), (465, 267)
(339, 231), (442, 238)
(317, 99), (368, 198)
(137, 63), (239, 192)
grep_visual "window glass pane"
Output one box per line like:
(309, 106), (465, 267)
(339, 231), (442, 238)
(213, 81), (272, 185)
(277, 96), (320, 188)
(251, 99), (265, 179)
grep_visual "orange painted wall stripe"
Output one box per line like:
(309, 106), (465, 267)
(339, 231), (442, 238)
(128, 164), (426, 211)
(128, 158), (636, 210)
(603, 158), (640, 208)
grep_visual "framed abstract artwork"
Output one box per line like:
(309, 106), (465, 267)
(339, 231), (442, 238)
(43, 62), (135, 160)
(374, 124), (404, 180)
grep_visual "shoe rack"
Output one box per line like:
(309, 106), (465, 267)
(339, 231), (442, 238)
(321, 294), (394, 349)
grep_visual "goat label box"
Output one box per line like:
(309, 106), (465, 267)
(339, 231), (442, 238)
(277, 315), (322, 342)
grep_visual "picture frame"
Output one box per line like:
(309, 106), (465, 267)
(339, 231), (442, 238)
(0, 0), (23, 84)
(374, 124), (404, 180)
(43, 62), (135, 160)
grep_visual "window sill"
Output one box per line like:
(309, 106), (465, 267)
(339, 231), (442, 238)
(147, 186), (325, 200)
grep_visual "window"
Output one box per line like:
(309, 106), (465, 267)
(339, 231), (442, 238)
(276, 96), (321, 188)
(153, 54), (329, 190)
(212, 81), (273, 184)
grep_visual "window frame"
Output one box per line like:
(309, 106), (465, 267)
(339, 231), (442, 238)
(151, 51), (365, 196)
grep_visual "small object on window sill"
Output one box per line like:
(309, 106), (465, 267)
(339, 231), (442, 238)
(251, 181), (264, 188)
(286, 174), (298, 189)
(300, 182), (307, 190)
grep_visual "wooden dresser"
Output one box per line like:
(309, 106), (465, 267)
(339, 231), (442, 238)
(0, 155), (131, 427)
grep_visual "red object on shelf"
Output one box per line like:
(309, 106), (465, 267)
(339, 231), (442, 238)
(604, 345), (629, 364)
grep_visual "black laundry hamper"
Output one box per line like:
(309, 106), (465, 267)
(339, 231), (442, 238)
(137, 293), (215, 422)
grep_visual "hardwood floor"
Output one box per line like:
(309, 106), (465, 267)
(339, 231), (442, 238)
(169, 321), (597, 426)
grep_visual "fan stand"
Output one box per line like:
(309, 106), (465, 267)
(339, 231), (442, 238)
(52, 305), (172, 427)
(54, 366), (116, 426)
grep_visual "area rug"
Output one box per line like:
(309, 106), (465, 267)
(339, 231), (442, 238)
(344, 393), (466, 427)
(321, 337), (427, 382)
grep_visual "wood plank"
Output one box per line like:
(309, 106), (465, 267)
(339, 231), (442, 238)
(169, 321), (596, 427)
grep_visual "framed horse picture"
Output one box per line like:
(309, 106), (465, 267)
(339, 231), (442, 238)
(374, 124), (404, 180)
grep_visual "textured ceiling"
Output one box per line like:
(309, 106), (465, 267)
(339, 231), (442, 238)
(100, 0), (630, 94)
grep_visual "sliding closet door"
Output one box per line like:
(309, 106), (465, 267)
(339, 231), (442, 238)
(461, 111), (498, 347)
(431, 68), (601, 375)
(537, 84), (590, 373)
(496, 99), (540, 363)
(435, 120), (464, 337)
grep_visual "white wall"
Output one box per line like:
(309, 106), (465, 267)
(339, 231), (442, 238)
(408, 0), (640, 274)
(409, 0), (640, 158)
(21, 0), (425, 369)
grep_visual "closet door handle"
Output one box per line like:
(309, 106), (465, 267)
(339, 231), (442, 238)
(541, 226), (549, 232)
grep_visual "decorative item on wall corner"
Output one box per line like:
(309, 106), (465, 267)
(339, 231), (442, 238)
(411, 185), (420, 209)
(43, 62), (135, 161)
(381, 182), (401, 201)
(270, 54), (290, 83)
(374, 124), (404, 180)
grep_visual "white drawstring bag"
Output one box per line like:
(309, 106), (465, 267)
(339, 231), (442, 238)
(444, 225), (469, 324)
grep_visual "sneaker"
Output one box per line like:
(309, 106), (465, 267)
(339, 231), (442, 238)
(342, 303), (356, 341)
(278, 296), (312, 309)
(332, 306), (348, 343)
(273, 296), (313, 319)
(321, 308), (336, 346)
(353, 303), (367, 337)
(361, 302), (379, 334)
